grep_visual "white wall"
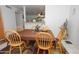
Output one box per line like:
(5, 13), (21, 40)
(1, 6), (17, 31)
(68, 5), (79, 46)
(45, 5), (70, 37)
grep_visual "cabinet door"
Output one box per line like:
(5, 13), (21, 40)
(0, 8), (4, 39)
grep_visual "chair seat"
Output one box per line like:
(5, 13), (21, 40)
(10, 41), (24, 46)
(38, 46), (52, 50)
(39, 47), (50, 50)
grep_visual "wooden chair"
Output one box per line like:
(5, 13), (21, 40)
(56, 28), (66, 53)
(36, 32), (54, 54)
(5, 30), (26, 54)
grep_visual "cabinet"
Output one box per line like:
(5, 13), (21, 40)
(0, 8), (4, 39)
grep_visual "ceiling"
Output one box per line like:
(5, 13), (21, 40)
(10, 5), (45, 15)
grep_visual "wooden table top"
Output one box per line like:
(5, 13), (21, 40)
(18, 29), (38, 41)
(18, 29), (54, 41)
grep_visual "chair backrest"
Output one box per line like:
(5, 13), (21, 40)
(5, 30), (21, 44)
(36, 32), (53, 49)
(57, 28), (66, 42)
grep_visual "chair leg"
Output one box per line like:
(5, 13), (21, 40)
(59, 43), (62, 53)
(62, 47), (65, 54)
(48, 49), (50, 54)
(23, 42), (26, 48)
(37, 48), (40, 54)
(9, 46), (12, 54)
(19, 46), (22, 54)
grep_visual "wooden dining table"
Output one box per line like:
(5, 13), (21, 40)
(18, 29), (56, 48)
(18, 29), (38, 41)
(18, 29), (55, 41)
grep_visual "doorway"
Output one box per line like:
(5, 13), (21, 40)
(15, 11), (24, 31)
